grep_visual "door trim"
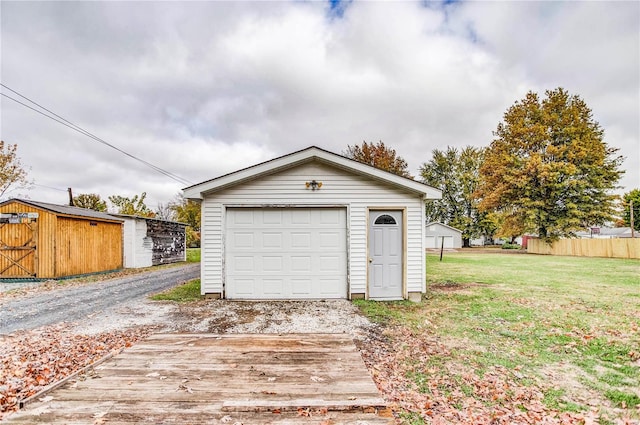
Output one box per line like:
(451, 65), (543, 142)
(365, 207), (406, 300)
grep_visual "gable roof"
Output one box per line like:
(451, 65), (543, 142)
(0, 199), (123, 223)
(183, 146), (442, 200)
(426, 221), (463, 234)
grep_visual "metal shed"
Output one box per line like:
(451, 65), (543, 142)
(111, 214), (186, 268)
(0, 199), (123, 279)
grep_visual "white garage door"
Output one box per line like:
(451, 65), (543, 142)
(425, 236), (436, 248)
(225, 208), (347, 299)
(426, 236), (454, 249)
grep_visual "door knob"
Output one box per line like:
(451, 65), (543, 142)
(368, 258), (373, 263)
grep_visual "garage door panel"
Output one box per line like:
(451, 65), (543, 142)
(263, 279), (284, 295)
(262, 256), (283, 272)
(232, 210), (254, 225)
(443, 236), (454, 248)
(291, 256), (311, 271)
(291, 210), (311, 224)
(226, 208), (347, 299)
(234, 279), (255, 296)
(319, 231), (342, 249)
(232, 232), (254, 249)
(319, 278), (342, 296)
(319, 255), (343, 272)
(233, 256), (254, 272)
(291, 232), (312, 249)
(262, 233), (282, 248)
(319, 210), (341, 224)
(291, 278), (312, 295)
(263, 210), (282, 224)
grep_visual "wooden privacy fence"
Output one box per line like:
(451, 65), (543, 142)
(527, 238), (640, 259)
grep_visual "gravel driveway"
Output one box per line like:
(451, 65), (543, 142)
(0, 263), (200, 334)
(0, 263), (373, 337)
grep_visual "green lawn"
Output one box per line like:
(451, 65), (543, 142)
(186, 248), (201, 263)
(150, 279), (201, 302)
(355, 253), (640, 423)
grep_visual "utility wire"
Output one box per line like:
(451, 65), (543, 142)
(0, 84), (193, 186)
(32, 183), (68, 192)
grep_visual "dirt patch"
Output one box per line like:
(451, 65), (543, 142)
(168, 299), (374, 336)
(429, 282), (487, 292)
(538, 362), (624, 413)
(428, 282), (488, 295)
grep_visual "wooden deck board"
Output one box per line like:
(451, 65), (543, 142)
(6, 333), (392, 424)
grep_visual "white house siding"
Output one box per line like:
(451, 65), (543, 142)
(200, 161), (425, 298)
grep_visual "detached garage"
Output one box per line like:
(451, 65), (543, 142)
(425, 222), (463, 249)
(184, 146), (441, 301)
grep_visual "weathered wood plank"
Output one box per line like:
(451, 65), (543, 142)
(47, 388), (383, 404)
(96, 359), (367, 371)
(5, 334), (391, 424)
(8, 406), (393, 425)
(133, 334), (357, 351)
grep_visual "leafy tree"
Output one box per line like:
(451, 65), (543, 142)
(621, 189), (640, 232)
(0, 140), (30, 199)
(155, 202), (177, 221)
(73, 193), (107, 211)
(171, 193), (201, 247)
(344, 141), (413, 178)
(475, 88), (623, 242)
(420, 146), (492, 246)
(108, 192), (155, 217)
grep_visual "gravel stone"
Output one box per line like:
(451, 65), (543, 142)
(1, 263), (374, 338)
(0, 264), (199, 334)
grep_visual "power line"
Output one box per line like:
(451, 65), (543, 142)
(32, 183), (68, 192)
(1, 89), (192, 185)
(0, 84), (193, 186)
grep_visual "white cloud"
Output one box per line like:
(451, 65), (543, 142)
(1, 1), (637, 211)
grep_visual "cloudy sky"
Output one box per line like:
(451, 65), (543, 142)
(1, 1), (638, 210)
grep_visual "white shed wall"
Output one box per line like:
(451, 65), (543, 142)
(122, 217), (153, 268)
(200, 162), (426, 298)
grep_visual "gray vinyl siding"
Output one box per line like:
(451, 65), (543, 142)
(200, 162), (425, 297)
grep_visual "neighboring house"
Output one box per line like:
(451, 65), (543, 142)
(184, 146), (441, 302)
(111, 214), (187, 268)
(425, 222), (463, 249)
(575, 226), (637, 239)
(0, 199), (123, 279)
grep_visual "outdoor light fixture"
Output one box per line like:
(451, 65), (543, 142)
(305, 180), (322, 191)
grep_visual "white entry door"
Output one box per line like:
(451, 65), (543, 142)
(226, 208), (347, 299)
(368, 210), (403, 300)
